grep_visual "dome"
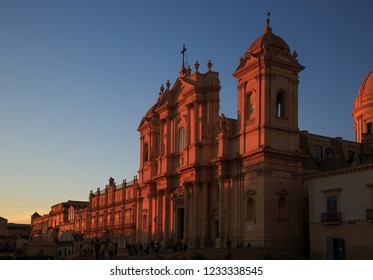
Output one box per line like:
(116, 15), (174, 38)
(358, 70), (373, 101)
(246, 19), (291, 55)
(352, 70), (373, 143)
(354, 70), (373, 109)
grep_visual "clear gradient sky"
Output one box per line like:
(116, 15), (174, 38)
(1, 0), (373, 224)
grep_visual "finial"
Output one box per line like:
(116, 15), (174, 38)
(166, 80), (171, 89)
(194, 60), (200, 73)
(264, 10), (272, 33)
(160, 84), (164, 94)
(187, 65), (192, 76)
(180, 68), (186, 77)
(207, 59), (212, 71)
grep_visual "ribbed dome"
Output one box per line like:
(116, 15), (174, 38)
(354, 70), (373, 109)
(352, 70), (373, 143)
(358, 71), (373, 101)
(246, 19), (290, 55)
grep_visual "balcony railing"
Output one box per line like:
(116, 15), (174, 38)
(366, 209), (373, 220)
(321, 212), (342, 224)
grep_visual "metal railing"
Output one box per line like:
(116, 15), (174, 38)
(321, 212), (341, 223)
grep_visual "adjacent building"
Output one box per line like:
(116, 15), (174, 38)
(30, 201), (88, 259)
(307, 69), (373, 259)
(0, 217), (30, 258)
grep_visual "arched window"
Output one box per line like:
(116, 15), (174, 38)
(143, 143), (149, 162)
(247, 197), (255, 220)
(276, 92), (285, 118)
(245, 92), (254, 121)
(178, 127), (185, 152)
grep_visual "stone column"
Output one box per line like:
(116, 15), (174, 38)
(156, 190), (164, 242)
(183, 184), (190, 242)
(147, 193), (153, 242)
(120, 206), (125, 248)
(164, 189), (171, 248)
(132, 203), (137, 243)
(148, 185), (157, 242)
(217, 176), (225, 248)
(191, 182), (200, 247)
(201, 181), (210, 247)
(136, 197), (143, 242)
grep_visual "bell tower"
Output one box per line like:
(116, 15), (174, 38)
(233, 18), (304, 154)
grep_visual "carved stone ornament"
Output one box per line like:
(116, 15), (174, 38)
(173, 185), (185, 198)
(244, 189), (256, 197)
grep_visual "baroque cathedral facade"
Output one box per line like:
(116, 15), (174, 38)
(136, 18), (306, 256)
(30, 19), (373, 259)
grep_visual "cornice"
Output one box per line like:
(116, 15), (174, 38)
(305, 163), (373, 180)
(241, 147), (306, 160)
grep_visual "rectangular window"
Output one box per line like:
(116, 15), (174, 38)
(327, 195), (337, 212)
(115, 212), (120, 226)
(314, 145), (323, 162)
(322, 193), (341, 223)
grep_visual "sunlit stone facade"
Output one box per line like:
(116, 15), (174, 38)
(30, 19), (373, 259)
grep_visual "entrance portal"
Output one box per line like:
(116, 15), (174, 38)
(177, 208), (184, 241)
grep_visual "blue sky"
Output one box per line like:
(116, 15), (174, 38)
(1, 0), (373, 223)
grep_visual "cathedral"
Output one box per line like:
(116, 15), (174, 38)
(136, 18), (306, 256)
(30, 18), (373, 259)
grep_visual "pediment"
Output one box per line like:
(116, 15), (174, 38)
(156, 77), (195, 108)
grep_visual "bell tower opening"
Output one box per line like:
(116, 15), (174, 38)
(276, 92), (286, 118)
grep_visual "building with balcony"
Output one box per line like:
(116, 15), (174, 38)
(305, 68), (373, 259)
(307, 164), (373, 259)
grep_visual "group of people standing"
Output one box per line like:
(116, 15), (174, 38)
(125, 241), (160, 256)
